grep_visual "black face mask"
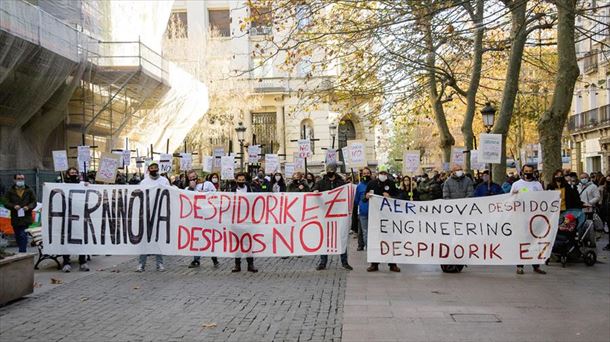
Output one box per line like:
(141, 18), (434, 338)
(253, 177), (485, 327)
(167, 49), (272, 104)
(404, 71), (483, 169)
(362, 176), (370, 182)
(554, 176), (563, 182)
(237, 182), (246, 187)
(327, 172), (335, 178)
(523, 172), (534, 180)
(69, 175), (79, 182)
(149, 171), (159, 177)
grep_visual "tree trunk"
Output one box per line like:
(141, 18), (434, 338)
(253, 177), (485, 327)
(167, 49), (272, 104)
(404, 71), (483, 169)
(461, 0), (485, 172)
(423, 16), (455, 165)
(492, 0), (528, 182)
(537, 0), (579, 185)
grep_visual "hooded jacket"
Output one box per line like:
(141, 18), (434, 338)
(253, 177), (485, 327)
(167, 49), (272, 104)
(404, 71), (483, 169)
(442, 175), (474, 199)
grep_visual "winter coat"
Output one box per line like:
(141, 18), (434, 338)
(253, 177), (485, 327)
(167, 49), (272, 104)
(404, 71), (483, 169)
(417, 178), (442, 201)
(354, 181), (370, 217)
(312, 175), (346, 192)
(473, 182), (503, 197)
(4, 185), (37, 227)
(442, 176), (474, 199)
(578, 182), (600, 206)
(287, 180), (310, 192)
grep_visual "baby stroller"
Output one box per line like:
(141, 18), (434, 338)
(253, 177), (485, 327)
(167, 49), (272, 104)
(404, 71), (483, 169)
(548, 209), (597, 267)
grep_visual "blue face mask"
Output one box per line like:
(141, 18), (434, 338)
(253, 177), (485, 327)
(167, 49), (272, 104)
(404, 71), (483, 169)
(580, 178), (588, 185)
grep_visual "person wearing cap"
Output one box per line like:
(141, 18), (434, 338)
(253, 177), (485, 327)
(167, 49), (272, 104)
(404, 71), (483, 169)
(473, 170), (503, 197)
(443, 165), (474, 199)
(136, 162), (170, 272)
(312, 164), (353, 271)
(362, 165), (401, 272)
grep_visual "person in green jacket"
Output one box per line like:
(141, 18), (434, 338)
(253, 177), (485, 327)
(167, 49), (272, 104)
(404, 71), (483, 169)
(4, 174), (37, 253)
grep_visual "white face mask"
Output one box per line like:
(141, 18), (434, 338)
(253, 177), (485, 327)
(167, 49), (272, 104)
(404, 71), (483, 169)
(378, 174), (388, 182)
(275, 175), (282, 181)
(211, 178), (218, 184)
(455, 171), (464, 177)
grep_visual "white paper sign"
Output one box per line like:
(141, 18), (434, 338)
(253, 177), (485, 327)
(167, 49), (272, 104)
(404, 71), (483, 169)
(450, 147), (466, 167)
(293, 152), (305, 172)
(284, 163), (295, 179)
(95, 152), (121, 184)
(479, 134), (502, 164)
(213, 147), (225, 170)
(159, 153), (173, 174)
(180, 153), (193, 171)
(17, 208), (25, 217)
(77, 146), (91, 172)
(248, 145), (261, 164)
(325, 149), (338, 165)
(347, 140), (367, 168)
(297, 139), (312, 158)
(52, 150), (69, 172)
(470, 150), (486, 170)
(122, 150), (131, 167)
(368, 191), (561, 265)
(221, 155), (235, 180)
(402, 151), (420, 174)
(202, 156), (214, 173)
(341, 147), (350, 167)
(265, 154), (280, 174)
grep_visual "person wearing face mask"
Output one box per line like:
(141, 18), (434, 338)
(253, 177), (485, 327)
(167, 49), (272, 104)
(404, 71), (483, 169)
(546, 169), (581, 211)
(61, 167), (91, 272)
(305, 172), (316, 190)
(577, 172), (600, 218)
(398, 175), (419, 201)
(510, 164), (547, 275)
(254, 171), (271, 192)
(4, 174), (36, 253)
(271, 172), (287, 193)
(473, 170), (503, 197)
(230, 173), (258, 273)
(136, 163), (170, 273)
(312, 164), (353, 271)
(197, 173), (220, 192)
(287, 172), (309, 192)
(353, 167), (373, 251)
(188, 170), (220, 268)
(442, 165), (474, 199)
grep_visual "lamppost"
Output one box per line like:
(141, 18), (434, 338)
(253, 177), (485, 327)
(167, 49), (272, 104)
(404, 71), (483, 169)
(329, 123), (337, 149)
(235, 122), (246, 172)
(480, 102), (497, 180)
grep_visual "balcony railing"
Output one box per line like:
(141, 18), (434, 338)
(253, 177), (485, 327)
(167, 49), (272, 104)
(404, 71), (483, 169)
(568, 104), (610, 132)
(582, 51), (599, 74)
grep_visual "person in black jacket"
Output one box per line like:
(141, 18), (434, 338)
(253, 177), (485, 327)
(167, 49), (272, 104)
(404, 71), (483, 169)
(4, 173), (37, 253)
(546, 169), (582, 210)
(313, 164), (353, 271)
(398, 175), (419, 201)
(363, 167), (401, 272)
(231, 172), (258, 273)
(287, 172), (309, 192)
(60, 167), (91, 272)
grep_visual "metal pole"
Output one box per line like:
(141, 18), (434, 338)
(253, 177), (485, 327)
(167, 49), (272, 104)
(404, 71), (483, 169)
(240, 141), (244, 172)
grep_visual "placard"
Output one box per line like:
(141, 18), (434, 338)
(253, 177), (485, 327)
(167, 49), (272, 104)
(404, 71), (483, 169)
(284, 163), (295, 179)
(401, 150), (420, 174)
(77, 145), (91, 172)
(122, 150), (132, 167)
(52, 150), (69, 172)
(479, 134), (502, 164)
(325, 149), (338, 165)
(202, 156), (214, 173)
(221, 155), (235, 180)
(95, 152), (121, 184)
(159, 153), (173, 174)
(293, 152), (305, 172)
(347, 140), (366, 168)
(248, 145), (261, 164)
(265, 154), (280, 174)
(180, 153), (193, 171)
(213, 146), (225, 170)
(341, 147), (350, 167)
(297, 139), (312, 158)
(470, 150), (486, 170)
(450, 146), (465, 167)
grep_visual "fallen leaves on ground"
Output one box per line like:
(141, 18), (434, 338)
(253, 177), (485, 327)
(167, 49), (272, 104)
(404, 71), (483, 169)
(50, 278), (63, 285)
(201, 323), (217, 330)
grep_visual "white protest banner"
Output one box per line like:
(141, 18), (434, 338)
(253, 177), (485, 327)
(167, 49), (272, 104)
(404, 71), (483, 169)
(479, 134), (502, 164)
(95, 152), (121, 184)
(284, 163), (295, 178)
(470, 150), (486, 170)
(293, 152), (305, 172)
(112, 150), (125, 166)
(202, 156), (214, 173)
(213, 146), (225, 170)
(325, 149), (338, 165)
(297, 139), (312, 158)
(77, 145), (91, 172)
(52, 150), (69, 172)
(42, 183), (352, 257)
(265, 154), (279, 174)
(159, 153), (173, 174)
(248, 145), (261, 164)
(180, 153), (193, 171)
(401, 150), (420, 175)
(341, 147), (350, 167)
(367, 191), (561, 265)
(221, 155), (235, 180)
(450, 147), (465, 167)
(122, 150), (131, 167)
(347, 140), (367, 168)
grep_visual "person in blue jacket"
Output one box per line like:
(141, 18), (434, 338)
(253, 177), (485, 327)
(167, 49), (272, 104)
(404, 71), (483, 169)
(353, 167), (373, 250)
(473, 170), (503, 197)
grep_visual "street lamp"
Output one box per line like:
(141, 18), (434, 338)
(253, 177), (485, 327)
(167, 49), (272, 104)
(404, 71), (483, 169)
(235, 122), (247, 172)
(329, 122), (337, 149)
(481, 102), (496, 133)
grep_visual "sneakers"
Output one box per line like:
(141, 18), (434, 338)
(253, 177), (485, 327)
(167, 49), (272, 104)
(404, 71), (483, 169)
(188, 260), (200, 268)
(136, 264), (144, 272)
(79, 263), (90, 272)
(342, 264), (353, 271)
(62, 264), (72, 273)
(157, 264), (165, 272)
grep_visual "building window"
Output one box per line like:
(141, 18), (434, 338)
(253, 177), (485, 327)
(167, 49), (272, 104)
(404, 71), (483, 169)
(589, 85), (597, 109)
(575, 92), (582, 114)
(296, 5), (311, 29)
(250, 6), (272, 36)
(338, 119), (356, 149)
(166, 11), (188, 39)
(252, 57), (273, 78)
(209, 9), (230, 37)
(252, 112), (277, 154)
(300, 119), (315, 153)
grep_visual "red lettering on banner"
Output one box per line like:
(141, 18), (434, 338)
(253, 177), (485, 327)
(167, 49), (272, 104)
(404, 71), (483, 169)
(490, 243), (502, 259)
(201, 228), (212, 250)
(206, 195), (218, 220)
(180, 195), (192, 218)
(299, 221), (323, 252)
(252, 196), (265, 224)
(439, 243), (449, 258)
(228, 230), (240, 253)
(519, 243), (532, 259)
(469, 244), (479, 259)
(529, 214), (551, 239)
(178, 225), (189, 249)
(237, 196), (250, 224)
(283, 195), (298, 223)
(252, 233), (266, 253)
(417, 242), (428, 257)
(266, 195), (279, 224)
(380, 241), (389, 255)
(454, 245), (464, 258)
(193, 195), (206, 219)
(190, 227), (202, 251)
(218, 195), (231, 223)
(325, 186), (348, 218)
(211, 229), (222, 252)
(537, 242), (550, 260)
(240, 233), (252, 253)
(404, 241), (414, 256)
(272, 227), (294, 253)
(301, 193), (322, 221)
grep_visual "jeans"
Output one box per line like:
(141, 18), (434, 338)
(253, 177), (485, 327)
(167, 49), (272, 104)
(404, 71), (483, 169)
(319, 252), (348, 267)
(13, 224), (28, 253)
(359, 216), (368, 249)
(62, 254), (87, 266)
(139, 254), (163, 268)
(193, 256), (218, 264)
(235, 257), (254, 266)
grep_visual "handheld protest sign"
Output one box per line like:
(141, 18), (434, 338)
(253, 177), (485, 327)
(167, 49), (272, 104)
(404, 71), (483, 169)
(248, 145), (261, 164)
(479, 134), (502, 164)
(293, 152), (305, 172)
(202, 156), (214, 173)
(52, 150), (69, 172)
(401, 150), (420, 175)
(213, 146), (225, 171)
(95, 152), (121, 184)
(347, 140), (367, 168)
(265, 154), (279, 174)
(450, 147), (466, 167)
(325, 149), (338, 165)
(221, 155), (235, 180)
(284, 163), (295, 178)
(180, 153), (193, 171)
(297, 139), (312, 158)
(159, 153), (173, 174)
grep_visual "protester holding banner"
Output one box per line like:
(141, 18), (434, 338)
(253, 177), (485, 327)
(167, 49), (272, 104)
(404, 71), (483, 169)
(187, 171), (219, 269)
(60, 167), (90, 272)
(4, 174), (36, 253)
(473, 170), (503, 197)
(546, 169), (582, 211)
(287, 172), (309, 193)
(313, 164), (353, 271)
(511, 164), (547, 275)
(354, 167), (373, 251)
(363, 166), (400, 272)
(271, 172), (287, 193)
(417, 173), (443, 201)
(229, 172), (259, 273)
(398, 175), (419, 201)
(136, 163), (169, 272)
(305, 172), (316, 191)
(196, 173), (219, 192)
(443, 166), (474, 199)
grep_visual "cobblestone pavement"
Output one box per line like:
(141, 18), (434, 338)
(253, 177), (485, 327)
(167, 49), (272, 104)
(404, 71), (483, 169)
(0, 253), (348, 342)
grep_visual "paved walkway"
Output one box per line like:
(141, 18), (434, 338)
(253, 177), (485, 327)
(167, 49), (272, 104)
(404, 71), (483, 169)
(1, 235), (609, 342)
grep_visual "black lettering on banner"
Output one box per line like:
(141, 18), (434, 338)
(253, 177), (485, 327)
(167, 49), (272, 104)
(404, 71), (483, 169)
(117, 189), (128, 243)
(68, 189), (85, 245)
(128, 190), (144, 244)
(101, 189), (115, 245)
(157, 189), (171, 243)
(145, 188), (160, 242)
(83, 189), (101, 245)
(48, 189), (66, 245)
